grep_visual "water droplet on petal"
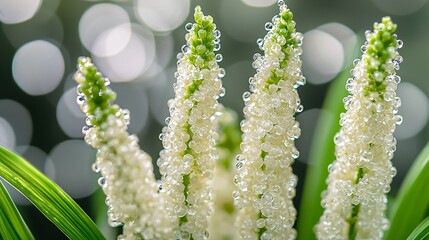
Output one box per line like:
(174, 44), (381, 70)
(242, 91), (251, 102)
(185, 23), (193, 32)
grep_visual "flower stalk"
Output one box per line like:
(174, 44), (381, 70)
(75, 57), (173, 239)
(316, 17), (402, 239)
(233, 2), (304, 239)
(157, 6), (225, 240)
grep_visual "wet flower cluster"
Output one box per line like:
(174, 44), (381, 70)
(74, 3), (405, 240)
(156, 6), (225, 240)
(317, 17), (402, 240)
(74, 57), (173, 239)
(233, 2), (304, 240)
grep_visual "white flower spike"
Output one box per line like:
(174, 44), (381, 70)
(234, 2), (304, 239)
(317, 17), (402, 240)
(157, 6), (225, 240)
(74, 57), (173, 239)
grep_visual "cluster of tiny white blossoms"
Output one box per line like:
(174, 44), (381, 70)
(208, 109), (241, 240)
(74, 57), (173, 240)
(156, 6), (225, 240)
(317, 17), (403, 240)
(233, 2), (304, 239)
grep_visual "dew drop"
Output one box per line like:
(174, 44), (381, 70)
(236, 161), (243, 169)
(214, 29), (221, 39)
(214, 43), (221, 51)
(296, 104), (304, 113)
(185, 23), (193, 32)
(165, 117), (171, 125)
(203, 230), (209, 239)
(219, 87), (226, 97)
(104, 78), (111, 86)
(265, 22), (274, 31)
(257, 38), (264, 47)
(98, 177), (106, 187)
(215, 53), (223, 62)
(394, 55), (403, 64)
(159, 133), (165, 141)
(85, 116), (93, 126)
(393, 75), (401, 84)
(76, 85), (83, 96)
(181, 45), (189, 54)
(395, 115), (403, 125)
(353, 59), (361, 66)
(92, 163), (100, 173)
(242, 91), (251, 102)
(396, 39), (403, 49)
(82, 125), (91, 135)
(218, 68), (226, 78)
(77, 95), (86, 105)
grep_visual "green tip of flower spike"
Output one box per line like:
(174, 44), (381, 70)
(263, 4), (302, 87)
(186, 6), (217, 68)
(74, 57), (118, 126)
(363, 16), (399, 95)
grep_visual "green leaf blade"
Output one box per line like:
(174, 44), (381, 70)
(386, 142), (429, 240)
(0, 181), (34, 240)
(407, 216), (429, 240)
(0, 146), (105, 240)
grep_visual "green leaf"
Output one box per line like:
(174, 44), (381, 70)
(296, 66), (350, 240)
(386, 142), (429, 240)
(0, 180), (34, 240)
(0, 146), (105, 240)
(407, 215), (429, 240)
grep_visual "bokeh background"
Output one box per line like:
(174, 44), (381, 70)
(1, 0), (429, 238)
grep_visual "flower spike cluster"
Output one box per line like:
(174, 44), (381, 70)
(317, 17), (402, 239)
(74, 57), (173, 239)
(157, 6), (225, 240)
(234, 2), (304, 239)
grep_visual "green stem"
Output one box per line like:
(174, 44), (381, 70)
(348, 167), (365, 239)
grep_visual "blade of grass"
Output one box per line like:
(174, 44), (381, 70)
(0, 146), (105, 240)
(407, 215), (429, 240)
(386, 142), (429, 240)
(0, 180), (34, 240)
(296, 65), (350, 240)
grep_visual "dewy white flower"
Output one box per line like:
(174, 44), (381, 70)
(74, 57), (173, 240)
(233, 2), (304, 239)
(156, 6), (225, 240)
(208, 109), (241, 240)
(317, 17), (402, 240)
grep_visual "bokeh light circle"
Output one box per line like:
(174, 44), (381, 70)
(47, 140), (97, 199)
(372, 0), (428, 15)
(395, 82), (429, 139)
(220, 0), (276, 43)
(135, 0), (190, 32)
(57, 88), (86, 138)
(0, 0), (42, 24)
(110, 82), (150, 134)
(12, 40), (64, 95)
(79, 3), (131, 57)
(0, 99), (33, 146)
(317, 22), (357, 68)
(146, 69), (174, 125)
(93, 24), (155, 82)
(302, 29), (344, 85)
(0, 117), (16, 150)
(241, 0), (277, 7)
